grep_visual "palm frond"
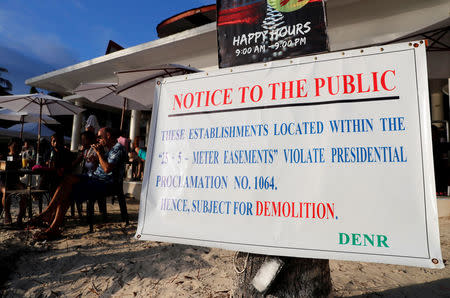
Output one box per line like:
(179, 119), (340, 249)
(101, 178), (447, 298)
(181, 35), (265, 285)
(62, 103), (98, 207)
(0, 77), (12, 91)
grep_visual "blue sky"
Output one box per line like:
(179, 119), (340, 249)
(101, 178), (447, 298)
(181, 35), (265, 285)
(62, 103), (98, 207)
(0, 0), (215, 94)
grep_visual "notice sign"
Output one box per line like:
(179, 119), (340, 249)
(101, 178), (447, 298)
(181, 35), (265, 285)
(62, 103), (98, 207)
(217, 0), (328, 68)
(136, 41), (443, 269)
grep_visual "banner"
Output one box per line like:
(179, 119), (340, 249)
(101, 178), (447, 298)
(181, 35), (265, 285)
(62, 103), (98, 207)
(136, 41), (443, 269)
(217, 0), (328, 68)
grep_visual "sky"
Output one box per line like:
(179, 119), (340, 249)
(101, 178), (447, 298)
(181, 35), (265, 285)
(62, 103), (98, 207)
(0, 0), (215, 94)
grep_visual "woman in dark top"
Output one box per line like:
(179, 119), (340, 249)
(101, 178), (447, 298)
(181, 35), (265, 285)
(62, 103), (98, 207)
(1, 138), (26, 225)
(38, 133), (75, 196)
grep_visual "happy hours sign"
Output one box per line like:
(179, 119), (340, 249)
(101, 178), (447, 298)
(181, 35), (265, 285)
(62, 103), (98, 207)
(136, 41), (443, 269)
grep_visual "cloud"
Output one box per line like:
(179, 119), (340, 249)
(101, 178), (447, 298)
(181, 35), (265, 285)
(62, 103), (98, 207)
(0, 7), (80, 94)
(19, 34), (78, 69)
(0, 8), (79, 69)
(0, 45), (55, 94)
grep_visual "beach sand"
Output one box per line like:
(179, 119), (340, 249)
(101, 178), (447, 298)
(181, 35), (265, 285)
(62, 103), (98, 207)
(1, 198), (449, 297)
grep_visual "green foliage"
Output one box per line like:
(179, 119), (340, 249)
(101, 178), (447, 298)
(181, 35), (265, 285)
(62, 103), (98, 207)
(29, 86), (39, 94)
(0, 67), (12, 95)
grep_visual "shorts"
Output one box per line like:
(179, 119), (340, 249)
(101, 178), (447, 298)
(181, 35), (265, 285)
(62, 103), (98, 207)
(71, 174), (112, 203)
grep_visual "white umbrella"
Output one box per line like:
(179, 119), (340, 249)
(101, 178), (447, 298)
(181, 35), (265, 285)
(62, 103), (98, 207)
(0, 93), (84, 162)
(8, 123), (71, 142)
(0, 127), (35, 140)
(9, 123), (56, 138)
(116, 64), (199, 107)
(73, 83), (148, 110)
(74, 64), (199, 130)
(0, 108), (60, 124)
(74, 83), (150, 131)
(0, 108), (60, 139)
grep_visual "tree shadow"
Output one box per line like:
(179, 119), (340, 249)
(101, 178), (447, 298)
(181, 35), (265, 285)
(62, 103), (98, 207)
(0, 242), (27, 289)
(63, 201), (140, 232)
(0, 228), (37, 291)
(5, 239), (212, 296)
(348, 278), (450, 297)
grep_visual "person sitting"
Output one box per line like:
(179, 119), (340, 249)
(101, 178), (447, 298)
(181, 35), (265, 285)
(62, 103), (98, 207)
(1, 138), (27, 226)
(30, 127), (126, 240)
(73, 130), (98, 177)
(47, 133), (75, 176)
(37, 133), (75, 196)
(129, 136), (146, 180)
(21, 140), (35, 168)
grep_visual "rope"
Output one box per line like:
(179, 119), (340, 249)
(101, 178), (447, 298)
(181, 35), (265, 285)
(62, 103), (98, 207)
(233, 251), (249, 274)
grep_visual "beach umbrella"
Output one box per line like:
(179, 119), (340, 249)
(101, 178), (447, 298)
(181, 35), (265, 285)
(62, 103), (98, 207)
(0, 108), (60, 124)
(74, 64), (199, 131)
(0, 108), (60, 139)
(115, 64), (199, 107)
(0, 93), (84, 162)
(74, 82), (149, 131)
(9, 123), (56, 138)
(0, 127), (35, 140)
(8, 123), (71, 142)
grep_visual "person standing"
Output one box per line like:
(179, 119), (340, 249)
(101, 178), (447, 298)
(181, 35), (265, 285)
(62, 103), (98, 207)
(85, 115), (100, 133)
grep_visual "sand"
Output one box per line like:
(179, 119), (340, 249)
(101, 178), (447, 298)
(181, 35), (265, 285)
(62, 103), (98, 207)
(1, 198), (449, 297)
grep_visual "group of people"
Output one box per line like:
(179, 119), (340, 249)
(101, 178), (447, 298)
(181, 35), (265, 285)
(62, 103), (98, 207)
(129, 136), (146, 181)
(1, 122), (128, 241)
(0, 137), (54, 226)
(30, 127), (127, 240)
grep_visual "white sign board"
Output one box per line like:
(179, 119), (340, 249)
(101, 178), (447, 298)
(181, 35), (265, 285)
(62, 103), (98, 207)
(136, 41), (443, 269)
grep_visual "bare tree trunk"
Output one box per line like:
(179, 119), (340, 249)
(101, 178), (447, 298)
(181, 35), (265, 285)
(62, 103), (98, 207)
(234, 253), (331, 297)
